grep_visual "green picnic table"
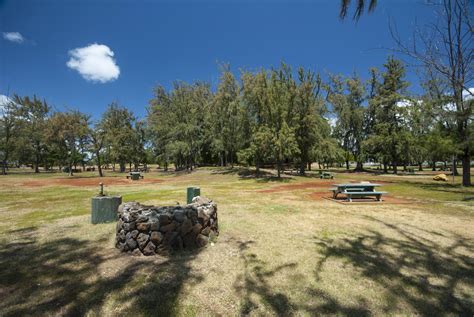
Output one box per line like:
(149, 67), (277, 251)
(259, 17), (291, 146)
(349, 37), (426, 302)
(330, 183), (387, 202)
(126, 172), (144, 180)
(320, 171), (334, 179)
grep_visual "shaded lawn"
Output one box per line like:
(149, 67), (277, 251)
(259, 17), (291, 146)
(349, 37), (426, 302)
(0, 168), (473, 316)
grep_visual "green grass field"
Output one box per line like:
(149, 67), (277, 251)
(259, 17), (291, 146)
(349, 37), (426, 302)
(0, 167), (473, 316)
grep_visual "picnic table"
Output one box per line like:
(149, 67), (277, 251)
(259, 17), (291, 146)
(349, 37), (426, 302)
(320, 171), (334, 179)
(330, 183), (387, 202)
(126, 172), (144, 180)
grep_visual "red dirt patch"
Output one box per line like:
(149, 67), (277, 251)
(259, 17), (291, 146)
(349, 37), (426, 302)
(19, 177), (164, 188)
(307, 191), (419, 204)
(258, 179), (392, 194)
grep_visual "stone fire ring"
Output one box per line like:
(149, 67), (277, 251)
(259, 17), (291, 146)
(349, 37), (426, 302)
(115, 196), (218, 256)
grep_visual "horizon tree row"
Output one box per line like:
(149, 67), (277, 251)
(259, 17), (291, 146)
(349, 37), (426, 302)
(1, 56), (472, 183)
(0, 98), (149, 176)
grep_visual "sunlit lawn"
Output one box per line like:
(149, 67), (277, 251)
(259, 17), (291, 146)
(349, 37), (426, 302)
(0, 167), (473, 316)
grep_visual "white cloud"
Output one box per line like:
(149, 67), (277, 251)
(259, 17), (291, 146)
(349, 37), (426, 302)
(0, 95), (13, 117)
(66, 43), (120, 83)
(396, 100), (411, 108)
(2, 32), (24, 43)
(0, 95), (11, 106)
(325, 116), (337, 128)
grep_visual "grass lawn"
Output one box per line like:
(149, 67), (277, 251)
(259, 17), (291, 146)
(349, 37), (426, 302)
(0, 167), (473, 316)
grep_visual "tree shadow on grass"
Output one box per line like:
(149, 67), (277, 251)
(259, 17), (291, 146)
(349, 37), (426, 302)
(0, 227), (204, 316)
(233, 240), (297, 315)
(416, 182), (474, 195)
(212, 167), (294, 183)
(233, 240), (371, 316)
(314, 217), (474, 316)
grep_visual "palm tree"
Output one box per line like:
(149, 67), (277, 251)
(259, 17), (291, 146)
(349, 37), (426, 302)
(340, 0), (377, 20)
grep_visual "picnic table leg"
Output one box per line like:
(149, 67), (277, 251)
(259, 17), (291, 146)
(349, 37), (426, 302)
(377, 194), (382, 202)
(347, 194), (352, 202)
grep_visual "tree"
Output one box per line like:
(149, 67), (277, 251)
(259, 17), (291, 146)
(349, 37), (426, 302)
(14, 95), (50, 173)
(391, 0), (473, 185)
(363, 57), (410, 174)
(425, 130), (457, 170)
(267, 65), (300, 177)
(90, 124), (106, 177)
(148, 82), (211, 171)
(46, 110), (90, 176)
(210, 65), (242, 167)
(239, 69), (270, 175)
(239, 65), (301, 178)
(131, 120), (147, 171)
(312, 137), (344, 169)
(0, 98), (19, 175)
(147, 85), (173, 170)
(328, 74), (367, 171)
(100, 103), (136, 172)
(293, 68), (327, 174)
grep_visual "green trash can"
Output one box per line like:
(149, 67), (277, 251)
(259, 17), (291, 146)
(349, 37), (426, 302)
(187, 187), (201, 204)
(91, 195), (122, 224)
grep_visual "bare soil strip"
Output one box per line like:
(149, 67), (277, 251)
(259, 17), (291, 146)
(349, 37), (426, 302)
(307, 192), (419, 204)
(258, 179), (391, 193)
(18, 177), (164, 187)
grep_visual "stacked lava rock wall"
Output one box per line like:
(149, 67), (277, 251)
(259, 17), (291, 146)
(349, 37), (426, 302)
(115, 197), (218, 256)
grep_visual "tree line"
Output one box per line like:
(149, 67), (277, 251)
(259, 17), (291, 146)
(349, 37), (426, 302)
(0, 98), (149, 177)
(1, 56), (472, 184)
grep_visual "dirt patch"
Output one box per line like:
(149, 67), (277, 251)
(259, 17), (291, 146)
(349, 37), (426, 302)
(19, 177), (164, 188)
(307, 191), (420, 204)
(258, 180), (392, 194)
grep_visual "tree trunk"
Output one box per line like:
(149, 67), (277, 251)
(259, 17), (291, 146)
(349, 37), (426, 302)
(277, 161), (281, 178)
(452, 159), (459, 176)
(383, 162), (388, 174)
(256, 158), (260, 176)
(354, 161), (364, 172)
(1, 160), (6, 175)
(432, 162), (436, 171)
(96, 150), (103, 177)
(119, 162), (125, 173)
(392, 161), (398, 174)
(222, 151), (227, 167)
(462, 152), (471, 186)
(34, 153), (40, 173)
(299, 162), (305, 175)
(345, 160), (349, 170)
(418, 162), (423, 171)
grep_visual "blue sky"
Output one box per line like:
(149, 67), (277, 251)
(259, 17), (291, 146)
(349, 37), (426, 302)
(1, 0), (437, 119)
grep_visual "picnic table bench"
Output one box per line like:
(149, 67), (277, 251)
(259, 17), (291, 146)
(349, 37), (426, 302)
(330, 183), (387, 202)
(126, 172), (144, 180)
